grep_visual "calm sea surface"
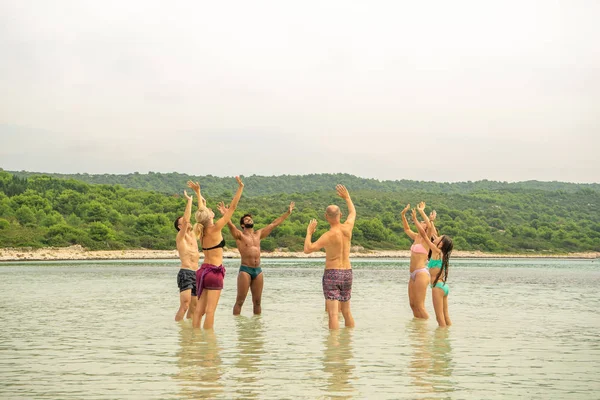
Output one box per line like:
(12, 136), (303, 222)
(1, 258), (599, 399)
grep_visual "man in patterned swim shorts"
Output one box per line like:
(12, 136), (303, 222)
(304, 184), (356, 329)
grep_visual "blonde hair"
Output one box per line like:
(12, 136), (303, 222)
(193, 207), (212, 240)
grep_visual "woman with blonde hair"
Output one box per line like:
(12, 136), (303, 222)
(188, 176), (244, 329)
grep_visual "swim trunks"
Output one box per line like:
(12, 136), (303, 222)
(177, 268), (197, 296)
(322, 269), (353, 302)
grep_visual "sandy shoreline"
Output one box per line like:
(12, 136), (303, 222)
(0, 245), (598, 261)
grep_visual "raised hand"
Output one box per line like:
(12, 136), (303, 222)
(235, 176), (244, 187)
(417, 201), (426, 211)
(336, 184), (349, 199)
(288, 201), (295, 214)
(429, 210), (437, 221)
(411, 208), (418, 223)
(187, 181), (200, 193)
(184, 190), (192, 201)
(307, 219), (318, 235)
(216, 201), (229, 216)
(401, 204), (410, 215)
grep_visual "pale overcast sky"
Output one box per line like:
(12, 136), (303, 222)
(1, 0), (598, 183)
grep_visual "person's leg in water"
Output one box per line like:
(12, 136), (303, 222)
(193, 292), (207, 328)
(175, 289), (191, 322)
(203, 289), (222, 329)
(431, 287), (447, 327)
(340, 300), (355, 328)
(233, 270), (251, 315)
(408, 280), (418, 317)
(326, 299), (340, 329)
(409, 273), (430, 319)
(250, 272), (264, 315)
(186, 295), (197, 320)
(443, 294), (452, 326)
(324, 301), (343, 314)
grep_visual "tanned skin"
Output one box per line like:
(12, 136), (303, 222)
(218, 201), (295, 315)
(304, 185), (356, 329)
(174, 190), (199, 321)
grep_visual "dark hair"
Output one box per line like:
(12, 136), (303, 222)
(240, 213), (252, 227)
(432, 235), (454, 287)
(174, 216), (182, 232)
(427, 236), (435, 260)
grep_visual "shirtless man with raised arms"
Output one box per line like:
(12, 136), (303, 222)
(304, 185), (356, 330)
(217, 201), (295, 315)
(173, 188), (200, 321)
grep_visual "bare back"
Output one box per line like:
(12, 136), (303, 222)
(324, 223), (353, 270)
(201, 225), (225, 266)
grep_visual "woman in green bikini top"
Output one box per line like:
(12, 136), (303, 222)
(411, 209), (454, 328)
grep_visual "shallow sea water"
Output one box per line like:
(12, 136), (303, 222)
(1, 258), (599, 399)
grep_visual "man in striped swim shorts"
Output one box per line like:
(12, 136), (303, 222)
(304, 184), (356, 330)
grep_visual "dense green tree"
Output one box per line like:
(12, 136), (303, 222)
(0, 171), (598, 253)
(16, 205), (36, 227)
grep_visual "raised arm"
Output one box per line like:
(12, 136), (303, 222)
(429, 210), (439, 238)
(336, 185), (355, 226)
(176, 218), (190, 248)
(412, 209), (440, 256)
(187, 181), (206, 209)
(182, 190), (193, 222)
(259, 202), (295, 239)
(401, 204), (417, 240)
(214, 176), (244, 230)
(217, 201), (242, 240)
(416, 201), (433, 235)
(304, 219), (330, 254)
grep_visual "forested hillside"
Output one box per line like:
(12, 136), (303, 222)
(1, 171), (599, 253)
(7, 170), (600, 196)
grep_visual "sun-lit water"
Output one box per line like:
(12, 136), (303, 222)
(1, 258), (599, 399)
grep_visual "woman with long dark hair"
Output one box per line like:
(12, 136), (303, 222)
(411, 209), (454, 327)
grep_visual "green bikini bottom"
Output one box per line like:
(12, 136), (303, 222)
(431, 281), (449, 297)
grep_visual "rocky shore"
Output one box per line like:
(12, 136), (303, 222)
(0, 245), (598, 261)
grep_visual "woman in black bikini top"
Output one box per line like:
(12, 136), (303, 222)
(188, 176), (244, 330)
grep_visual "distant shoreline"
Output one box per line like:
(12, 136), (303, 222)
(0, 246), (598, 262)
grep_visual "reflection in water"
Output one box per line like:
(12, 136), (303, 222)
(233, 316), (265, 399)
(174, 324), (223, 399)
(407, 319), (433, 394)
(322, 329), (356, 399)
(406, 321), (455, 397)
(430, 328), (454, 396)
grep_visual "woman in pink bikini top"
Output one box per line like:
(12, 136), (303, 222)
(401, 201), (436, 320)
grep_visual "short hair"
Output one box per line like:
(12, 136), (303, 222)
(325, 205), (340, 218)
(240, 213), (252, 226)
(174, 216), (182, 232)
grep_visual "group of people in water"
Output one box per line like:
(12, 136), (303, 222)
(172, 177), (454, 330)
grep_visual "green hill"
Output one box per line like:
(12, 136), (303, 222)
(1, 170), (598, 253)
(6, 170), (600, 196)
